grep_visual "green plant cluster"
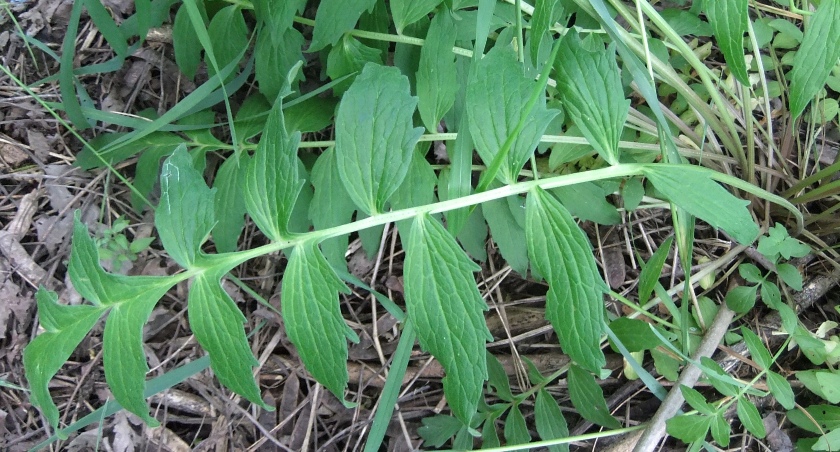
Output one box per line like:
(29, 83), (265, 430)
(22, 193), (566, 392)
(10, 0), (840, 449)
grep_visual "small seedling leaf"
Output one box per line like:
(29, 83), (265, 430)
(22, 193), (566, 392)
(638, 236), (673, 305)
(535, 389), (570, 452)
(741, 327), (773, 369)
(776, 262), (803, 291)
(527, 187), (607, 372)
(282, 241), (353, 402)
(554, 33), (630, 166)
(156, 146), (216, 269)
(504, 405), (531, 445)
(244, 101), (303, 242)
(417, 11), (458, 132)
(567, 364), (621, 429)
(706, 0), (750, 86)
(736, 398), (766, 438)
(467, 46), (559, 184)
(725, 285), (757, 313)
(767, 371), (795, 410)
(666, 414), (711, 443)
(789, 0), (840, 119)
(335, 64), (423, 215)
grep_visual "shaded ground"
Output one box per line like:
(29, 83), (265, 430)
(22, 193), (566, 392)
(2, 1), (840, 451)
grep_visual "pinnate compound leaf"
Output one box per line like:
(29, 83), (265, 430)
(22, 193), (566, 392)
(281, 242), (352, 402)
(392, 0), (443, 34)
(467, 46), (559, 184)
(567, 364), (621, 429)
(789, 0), (840, 119)
(404, 214), (490, 424)
(535, 389), (570, 452)
(69, 216), (175, 425)
(335, 64), (423, 215)
(417, 11), (458, 132)
(666, 414), (711, 443)
(526, 187), (607, 372)
(245, 101), (303, 242)
(310, 148), (355, 268)
(554, 33), (630, 166)
(643, 165), (759, 244)
(309, 0), (377, 51)
(189, 271), (268, 408)
(706, 0), (750, 86)
(156, 146), (215, 268)
(24, 289), (105, 431)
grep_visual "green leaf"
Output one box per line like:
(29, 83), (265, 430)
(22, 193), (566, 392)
(233, 94), (270, 144)
(798, 370), (840, 404)
(638, 236), (673, 305)
(172, 2), (206, 80)
(309, 0), (377, 51)
(23, 289), (106, 431)
(255, 27), (305, 100)
(326, 35), (383, 94)
(417, 11), (458, 132)
(252, 0), (304, 43)
(418, 415), (463, 447)
(725, 285), (757, 313)
(285, 97), (338, 134)
(643, 165), (759, 244)
(608, 317), (663, 352)
(504, 405), (531, 445)
(738, 263), (763, 284)
(482, 412), (502, 448)
(741, 327), (773, 369)
(776, 263), (803, 291)
(711, 413), (731, 447)
(706, 0), (750, 86)
(661, 8), (713, 37)
(814, 429), (840, 451)
(207, 6), (249, 82)
(486, 352), (514, 402)
(404, 214), (490, 424)
(767, 371), (795, 410)
(244, 101), (303, 242)
(77, 131), (185, 171)
(666, 414), (711, 443)
(554, 33), (630, 166)
(680, 385), (714, 415)
(68, 216), (175, 425)
(789, 0), (840, 119)
(757, 223), (810, 260)
(530, 0), (564, 67)
(736, 398), (766, 438)
(467, 46), (559, 184)
(535, 389), (570, 452)
(551, 182), (620, 225)
(788, 404), (840, 434)
(282, 241), (353, 402)
(335, 63), (424, 215)
(567, 364), (621, 429)
(526, 187), (607, 372)
(83, 0), (128, 56)
(189, 271), (268, 408)
(392, 146), (438, 243)
(309, 148), (356, 269)
(483, 194), (530, 276)
(392, 0), (443, 34)
(212, 154), (248, 252)
(156, 146), (215, 268)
